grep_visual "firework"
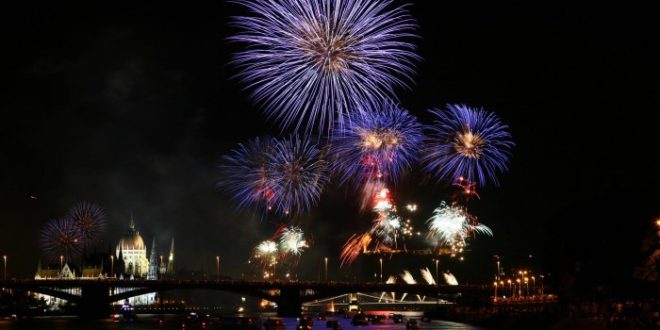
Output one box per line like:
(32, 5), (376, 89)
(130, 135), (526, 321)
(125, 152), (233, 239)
(253, 240), (279, 267)
(65, 202), (106, 249)
(426, 201), (493, 250)
(219, 137), (277, 212)
(420, 267), (436, 285)
(422, 104), (514, 186)
(230, 0), (419, 133)
(340, 232), (372, 267)
(331, 102), (424, 185)
(444, 271), (459, 285)
(278, 226), (308, 256)
(400, 270), (416, 284)
(266, 135), (328, 215)
(40, 218), (82, 262)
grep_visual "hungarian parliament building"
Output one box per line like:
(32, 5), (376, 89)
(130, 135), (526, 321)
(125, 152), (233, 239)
(34, 219), (175, 307)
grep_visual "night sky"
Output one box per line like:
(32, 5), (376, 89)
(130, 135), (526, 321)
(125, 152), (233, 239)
(1, 1), (658, 294)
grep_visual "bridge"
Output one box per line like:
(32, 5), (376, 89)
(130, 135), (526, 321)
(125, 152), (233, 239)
(0, 279), (490, 317)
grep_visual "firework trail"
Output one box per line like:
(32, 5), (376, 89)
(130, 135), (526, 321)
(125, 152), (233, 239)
(340, 232), (372, 267)
(420, 267), (436, 285)
(231, 0), (419, 133)
(266, 135), (328, 216)
(331, 102), (424, 185)
(277, 226), (308, 256)
(65, 202), (106, 249)
(444, 271), (459, 285)
(40, 218), (82, 262)
(400, 270), (416, 284)
(422, 104), (514, 186)
(219, 137), (277, 212)
(369, 188), (402, 248)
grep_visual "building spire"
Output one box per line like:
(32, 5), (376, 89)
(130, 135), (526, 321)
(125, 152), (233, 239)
(147, 237), (158, 280)
(129, 213), (136, 230)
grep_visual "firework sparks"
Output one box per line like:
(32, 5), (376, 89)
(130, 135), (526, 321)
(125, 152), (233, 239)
(331, 102), (424, 185)
(400, 270), (417, 284)
(266, 135), (328, 216)
(219, 137), (277, 212)
(231, 0), (419, 133)
(426, 202), (493, 253)
(253, 240), (279, 268)
(65, 202), (106, 249)
(340, 232), (372, 267)
(40, 218), (82, 262)
(422, 104), (514, 186)
(420, 267), (436, 285)
(444, 271), (459, 285)
(278, 226), (308, 256)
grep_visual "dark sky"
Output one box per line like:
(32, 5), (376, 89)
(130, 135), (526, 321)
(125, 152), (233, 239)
(1, 1), (659, 290)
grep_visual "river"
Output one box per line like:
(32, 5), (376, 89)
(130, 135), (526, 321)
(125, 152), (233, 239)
(0, 314), (485, 330)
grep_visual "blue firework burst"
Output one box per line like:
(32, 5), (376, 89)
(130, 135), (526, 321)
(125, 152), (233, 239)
(218, 137), (277, 212)
(330, 102), (424, 186)
(266, 135), (328, 215)
(230, 0), (419, 133)
(422, 104), (514, 186)
(66, 202), (106, 249)
(40, 217), (82, 262)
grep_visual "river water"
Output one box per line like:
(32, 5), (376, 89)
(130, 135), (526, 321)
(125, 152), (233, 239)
(0, 314), (484, 330)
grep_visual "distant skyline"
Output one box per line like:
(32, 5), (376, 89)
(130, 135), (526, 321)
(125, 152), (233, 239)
(1, 1), (658, 295)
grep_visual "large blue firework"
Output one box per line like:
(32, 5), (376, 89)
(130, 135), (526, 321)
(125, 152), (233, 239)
(218, 137), (277, 212)
(39, 217), (82, 262)
(422, 104), (514, 186)
(266, 135), (328, 216)
(330, 102), (424, 186)
(65, 202), (106, 249)
(230, 0), (419, 133)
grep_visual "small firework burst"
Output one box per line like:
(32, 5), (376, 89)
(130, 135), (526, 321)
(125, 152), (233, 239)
(40, 218), (82, 262)
(65, 202), (106, 249)
(426, 202), (493, 252)
(277, 226), (308, 256)
(253, 240), (279, 268)
(422, 104), (514, 186)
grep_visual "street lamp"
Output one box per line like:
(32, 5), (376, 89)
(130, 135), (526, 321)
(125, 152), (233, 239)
(507, 279), (513, 297)
(60, 255), (64, 270)
(524, 277), (529, 297)
(110, 255), (115, 278)
(516, 279), (521, 297)
(379, 258), (383, 283)
(2, 255), (6, 280)
(493, 282), (498, 300)
(531, 276), (536, 296)
(324, 257), (328, 282)
(216, 256), (220, 281)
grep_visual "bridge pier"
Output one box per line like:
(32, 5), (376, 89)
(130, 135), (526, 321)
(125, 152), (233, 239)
(276, 287), (302, 317)
(78, 284), (111, 319)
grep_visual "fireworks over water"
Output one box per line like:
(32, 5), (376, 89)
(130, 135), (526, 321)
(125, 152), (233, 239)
(231, 0), (419, 133)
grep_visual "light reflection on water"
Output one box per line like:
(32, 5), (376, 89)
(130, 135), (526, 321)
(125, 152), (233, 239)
(0, 314), (485, 330)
